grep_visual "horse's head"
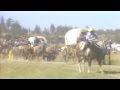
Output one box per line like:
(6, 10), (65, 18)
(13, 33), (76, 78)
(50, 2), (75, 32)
(78, 41), (89, 51)
(79, 41), (101, 51)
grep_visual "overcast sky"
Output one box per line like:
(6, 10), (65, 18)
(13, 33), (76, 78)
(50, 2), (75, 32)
(0, 11), (120, 30)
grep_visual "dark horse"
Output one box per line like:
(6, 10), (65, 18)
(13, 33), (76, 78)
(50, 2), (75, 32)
(101, 41), (111, 65)
(78, 41), (105, 73)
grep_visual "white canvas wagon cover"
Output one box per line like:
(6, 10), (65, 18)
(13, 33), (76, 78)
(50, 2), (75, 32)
(28, 35), (47, 45)
(65, 28), (85, 45)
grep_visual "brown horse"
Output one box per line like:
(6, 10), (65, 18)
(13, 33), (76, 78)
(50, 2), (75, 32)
(33, 44), (46, 61)
(43, 45), (59, 61)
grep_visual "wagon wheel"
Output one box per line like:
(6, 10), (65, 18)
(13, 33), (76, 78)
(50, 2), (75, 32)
(63, 48), (69, 63)
(62, 46), (76, 65)
(64, 51), (77, 65)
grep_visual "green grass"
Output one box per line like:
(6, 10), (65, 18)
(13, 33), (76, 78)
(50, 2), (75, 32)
(0, 60), (120, 79)
(0, 53), (120, 79)
(109, 53), (120, 65)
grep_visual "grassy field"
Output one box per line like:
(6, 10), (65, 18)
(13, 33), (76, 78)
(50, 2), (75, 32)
(0, 53), (120, 79)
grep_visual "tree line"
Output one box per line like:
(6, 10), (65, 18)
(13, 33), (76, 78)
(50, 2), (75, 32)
(0, 16), (120, 44)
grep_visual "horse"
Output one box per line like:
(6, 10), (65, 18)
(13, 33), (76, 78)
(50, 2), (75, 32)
(77, 41), (105, 73)
(97, 41), (111, 65)
(33, 44), (46, 61)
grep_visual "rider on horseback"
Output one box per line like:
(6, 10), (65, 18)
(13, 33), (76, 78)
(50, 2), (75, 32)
(34, 37), (40, 46)
(85, 28), (100, 47)
(77, 29), (87, 43)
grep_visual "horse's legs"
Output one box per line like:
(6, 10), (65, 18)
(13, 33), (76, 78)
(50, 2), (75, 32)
(82, 55), (87, 72)
(31, 54), (34, 61)
(97, 59), (104, 74)
(88, 58), (92, 73)
(42, 54), (45, 61)
(103, 55), (106, 65)
(37, 54), (40, 62)
(82, 60), (85, 72)
(78, 63), (82, 72)
(108, 50), (111, 65)
(78, 58), (82, 72)
(65, 48), (68, 63)
(65, 55), (68, 63)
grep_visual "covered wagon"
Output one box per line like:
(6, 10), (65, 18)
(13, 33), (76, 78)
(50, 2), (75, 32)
(28, 35), (47, 46)
(63, 28), (87, 63)
(65, 28), (86, 46)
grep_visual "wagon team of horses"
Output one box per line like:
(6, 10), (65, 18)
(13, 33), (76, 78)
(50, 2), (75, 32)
(0, 36), (59, 61)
